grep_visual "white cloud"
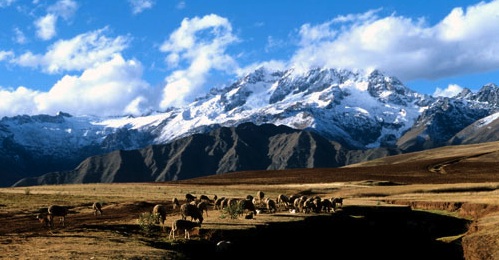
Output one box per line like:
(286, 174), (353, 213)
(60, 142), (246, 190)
(10, 55), (153, 117)
(0, 51), (14, 61)
(35, 14), (57, 40)
(0, 86), (40, 117)
(129, 0), (154, 15)
(13, 27), (27, 44)
(158, 14), (239, 109)
(34, 0), (78, 40)
(433, 84), (463, 97)
(14, 28), (129, 74)
(289, 0), (499, 83)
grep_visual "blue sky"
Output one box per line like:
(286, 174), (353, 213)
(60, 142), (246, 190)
(1, 0), (499, 117)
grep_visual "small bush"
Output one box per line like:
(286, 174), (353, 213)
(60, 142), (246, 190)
(220, 203), (243, 219)
(138, 212), (159, 236)
(24, 188), (31, 195)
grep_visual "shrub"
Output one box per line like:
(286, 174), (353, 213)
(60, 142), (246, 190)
(220, 202), (243, 219)
(138, 212), (159, 236)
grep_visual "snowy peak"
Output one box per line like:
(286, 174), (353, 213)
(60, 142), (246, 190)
(1, 66), (498, 187)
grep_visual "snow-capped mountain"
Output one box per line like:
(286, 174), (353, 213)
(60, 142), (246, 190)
(2, 67), (498, 187)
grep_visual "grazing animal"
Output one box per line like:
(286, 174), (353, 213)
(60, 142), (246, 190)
(197, 201), (209, 217)
(185, 193), (196, 202)
(239, 199), (257, 216)
(332, 197), (344, 209)
(214, 197), (225, 210)
(47, 205), (68, 227)
(266, 198), (278, 213)
(172, 197), (180, 210)
(321, 198), (334, 213)
(93, 202), (103, 216)
(277, 194), (290, 209)
(180, 203), (204, 224)
(36, 213), (51, 227)
(168, 219), (201, 239)
(152, 204), (168, 231)
(256, 191), (265, 204)
(199, 195), (211, 203)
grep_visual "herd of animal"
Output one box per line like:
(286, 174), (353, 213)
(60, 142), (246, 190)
(36, 191), (344, 242)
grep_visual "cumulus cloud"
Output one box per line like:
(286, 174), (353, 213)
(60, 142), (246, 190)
(0, 55), (152, 117)
(34, 0), (78, 40)
(158, 14), (239, 109)
(290, 0), (499, 82)
(129, 0), (154, 15)
(0, 87), (41, 117)
(14, 28), (129, 73)
(0, 28), (152, 117)
(32, 55), (152, 116)
(35, 14), (57, 40)
(433, 84), (464, 97)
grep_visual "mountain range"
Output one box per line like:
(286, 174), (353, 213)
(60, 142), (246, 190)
(3, 67), (499, 187)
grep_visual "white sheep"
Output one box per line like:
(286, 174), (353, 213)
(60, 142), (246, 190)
(168, 219), (201, 239)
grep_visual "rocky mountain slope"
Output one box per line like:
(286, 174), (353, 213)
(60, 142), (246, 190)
(3, 67), (499, 187)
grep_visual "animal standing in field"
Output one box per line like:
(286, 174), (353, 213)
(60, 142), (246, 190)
(239, 199), (257, 216)
(152, 204), (168, 231)
(257, 191), (265, 204)
(185, 193), (196, 202)
(277, 194), (290, 209)
(199, 195), (211, 203)
(265, 198), (277, 213)
(332, 197), (344, 209)
(47, 205), (68, 227)
(36, 213), (51, 227)
(93, 202), (103, 216)
(172, 197), (180, 210)
(168, 219), (201, 239)
(214, 197), (225, 210)
(197, 201), (209, 217)
(180, 203), (204, 224)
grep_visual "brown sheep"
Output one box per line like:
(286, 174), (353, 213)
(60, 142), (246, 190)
(168, 219), (201, 239)
(36, 213), (51, 227)
(214, 197), (225, 210)
(185, 193), (196, 202)
(277, 194), (290, 209)
(93, 202), (103, 216)
(47, 205), (68, 227)
(256, 191), (265, 204)
(197, 201), (209, 217)
(180, 203), (203, 224)
(152, 204), (168, 231)
(239, 199), (257, 216)
(266, 198), (277, 213)
(332, 197), (344, 209)
(172, 197), (180, 210)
